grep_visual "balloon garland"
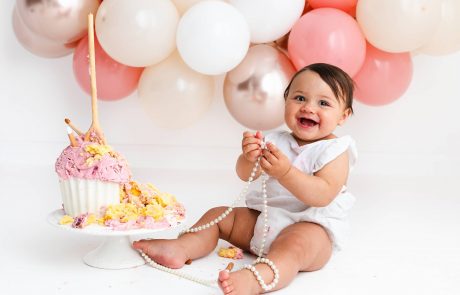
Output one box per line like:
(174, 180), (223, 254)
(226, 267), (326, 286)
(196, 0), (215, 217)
(12, 0), (460, 128)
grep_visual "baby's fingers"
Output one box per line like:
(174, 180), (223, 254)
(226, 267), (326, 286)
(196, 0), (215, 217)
(242, 136), (261, 147)
(247, 149), (261, 160)
(243, 131), (256, 139)
(243, 142), (260, 152)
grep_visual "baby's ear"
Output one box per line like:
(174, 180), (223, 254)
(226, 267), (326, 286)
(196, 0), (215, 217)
(338, 108), (352, 126)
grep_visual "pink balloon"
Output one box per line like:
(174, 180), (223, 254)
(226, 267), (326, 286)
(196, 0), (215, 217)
(73, 35), (143, 101)
(288, 8), (365, 77)
(308, 0), (357, 12)
(354, 43), (413, 106)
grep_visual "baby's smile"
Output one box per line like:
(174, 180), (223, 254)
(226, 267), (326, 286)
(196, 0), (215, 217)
(297, 117), (319, 128)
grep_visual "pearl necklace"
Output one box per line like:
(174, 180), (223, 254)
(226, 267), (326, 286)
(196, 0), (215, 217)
(140, 145), (279, 291)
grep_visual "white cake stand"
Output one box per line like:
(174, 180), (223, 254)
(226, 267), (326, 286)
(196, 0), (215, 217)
(47, 209), (185, 270)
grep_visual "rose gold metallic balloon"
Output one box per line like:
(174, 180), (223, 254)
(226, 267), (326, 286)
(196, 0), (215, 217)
(16, 0), (100, 43)
(223, 44), (295, 130)
(12, 7), (74, 58)
(274, 33), (290, 56)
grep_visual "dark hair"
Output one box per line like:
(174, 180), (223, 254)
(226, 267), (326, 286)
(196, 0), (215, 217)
(284, 63), (354, 114)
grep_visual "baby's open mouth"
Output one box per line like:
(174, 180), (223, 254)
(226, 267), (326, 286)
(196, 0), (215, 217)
(298, 118), (318, 127)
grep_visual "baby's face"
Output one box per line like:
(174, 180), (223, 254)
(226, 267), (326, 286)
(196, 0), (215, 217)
(284, 70), (351, 145)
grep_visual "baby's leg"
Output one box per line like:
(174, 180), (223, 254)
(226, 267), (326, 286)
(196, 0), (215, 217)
(218, 222), (332, 294)
(133, 206), (259, 269)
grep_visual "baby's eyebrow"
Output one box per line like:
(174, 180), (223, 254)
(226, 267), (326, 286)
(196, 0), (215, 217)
(291, 89), (306, 95)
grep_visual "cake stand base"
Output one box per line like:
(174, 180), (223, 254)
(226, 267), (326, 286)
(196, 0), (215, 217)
(83, 236), (145, 269)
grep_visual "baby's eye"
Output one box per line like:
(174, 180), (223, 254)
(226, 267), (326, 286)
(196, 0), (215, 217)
(319, 100), (330, 107)
(293, 95), (305, 102)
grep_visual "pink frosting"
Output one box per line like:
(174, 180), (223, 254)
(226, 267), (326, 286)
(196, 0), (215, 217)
(103, 217), (171, 231)
(55, 141), (131, 183)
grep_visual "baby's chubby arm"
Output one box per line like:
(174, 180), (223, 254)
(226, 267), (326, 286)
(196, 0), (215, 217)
(261, 143), (349, 207)
(236, 131), (263, 181)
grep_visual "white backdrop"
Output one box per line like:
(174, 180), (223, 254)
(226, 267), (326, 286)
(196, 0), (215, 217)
(1, 0), (459, 177)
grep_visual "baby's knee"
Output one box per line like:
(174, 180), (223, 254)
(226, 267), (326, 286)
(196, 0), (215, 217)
(206, 206), (228, 217)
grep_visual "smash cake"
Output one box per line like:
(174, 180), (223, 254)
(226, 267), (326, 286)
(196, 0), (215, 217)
(55, 14), (185, 231)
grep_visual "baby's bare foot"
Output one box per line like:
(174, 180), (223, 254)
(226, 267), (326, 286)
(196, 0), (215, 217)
(133, 239), (188, 269)
(218, 268), (261, 295)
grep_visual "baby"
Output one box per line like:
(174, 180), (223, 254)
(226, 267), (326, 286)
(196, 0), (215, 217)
(133, 63), (357, 294)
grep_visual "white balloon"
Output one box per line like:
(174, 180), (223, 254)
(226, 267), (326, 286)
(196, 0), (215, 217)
(418, 0), (460, 56)
(228, 0), (304, 43)
(357, 0), (442, 53)
(95, 0), (179, 67)
(176, 1), (250, 75)
(138, 52), (215, 129)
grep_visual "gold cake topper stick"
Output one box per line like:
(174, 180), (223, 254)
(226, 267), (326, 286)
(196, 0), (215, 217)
(66, 126), (78, 147)
(64, 118), (83, 136)
(84, 13), (106, 144)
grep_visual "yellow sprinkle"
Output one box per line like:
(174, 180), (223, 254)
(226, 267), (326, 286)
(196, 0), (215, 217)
(86, 214), (97, 225)
(59, 215), (74, 225)
(84, 144), (113, 156)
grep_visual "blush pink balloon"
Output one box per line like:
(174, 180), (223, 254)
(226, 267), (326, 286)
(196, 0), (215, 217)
(73, 35), (143, 101)
(308, 0), (357, 12)
(288, 8), (365, 77)
(354, 43), (413, 106)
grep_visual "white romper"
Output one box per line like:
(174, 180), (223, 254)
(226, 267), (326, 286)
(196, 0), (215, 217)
(246, 131), (357, 254)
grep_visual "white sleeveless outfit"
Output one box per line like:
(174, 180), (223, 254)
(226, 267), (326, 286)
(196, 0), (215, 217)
(246, 131), (357, 254)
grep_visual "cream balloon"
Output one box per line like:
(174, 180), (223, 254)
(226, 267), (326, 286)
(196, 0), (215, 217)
(223, 44), (295, 131)
(176, 1), (250, 75)
(356, 0), (442, 53)
(12, 7), (74, 58)
(171, 0), (209, 15)
(96, 0), (179, 67)
(228, 0), (304, 43)
(418, 0), (460, 56)
(16, 0), (100, 43)
(138, 52), (215, 129)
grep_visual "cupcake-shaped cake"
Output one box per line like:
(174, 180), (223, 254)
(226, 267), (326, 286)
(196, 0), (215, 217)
(55, 128), (131, 217)
(55, 14), (130, 217)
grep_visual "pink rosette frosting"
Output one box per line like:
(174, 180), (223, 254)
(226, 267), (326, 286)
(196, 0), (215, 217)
(55, 141), (131, 183)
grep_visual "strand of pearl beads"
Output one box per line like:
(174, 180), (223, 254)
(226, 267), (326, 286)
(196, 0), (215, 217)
(139, 250), (216, 287)
(141, 140), (279, 291)
(243, 257), (280, 292)
(241, 172), (280, 292)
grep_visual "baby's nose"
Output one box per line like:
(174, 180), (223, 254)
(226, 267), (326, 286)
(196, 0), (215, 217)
(300, 102), (315, 112)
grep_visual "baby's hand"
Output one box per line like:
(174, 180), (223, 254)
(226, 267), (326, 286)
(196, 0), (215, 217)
(242, 131), (263, 163)
(261, 142), (291, 179)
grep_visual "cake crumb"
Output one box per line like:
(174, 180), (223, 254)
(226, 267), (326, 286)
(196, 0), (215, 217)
(218, 246), (243, 259)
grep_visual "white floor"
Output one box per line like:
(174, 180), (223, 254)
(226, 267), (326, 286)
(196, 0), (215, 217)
(1, 164), (459, 295)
